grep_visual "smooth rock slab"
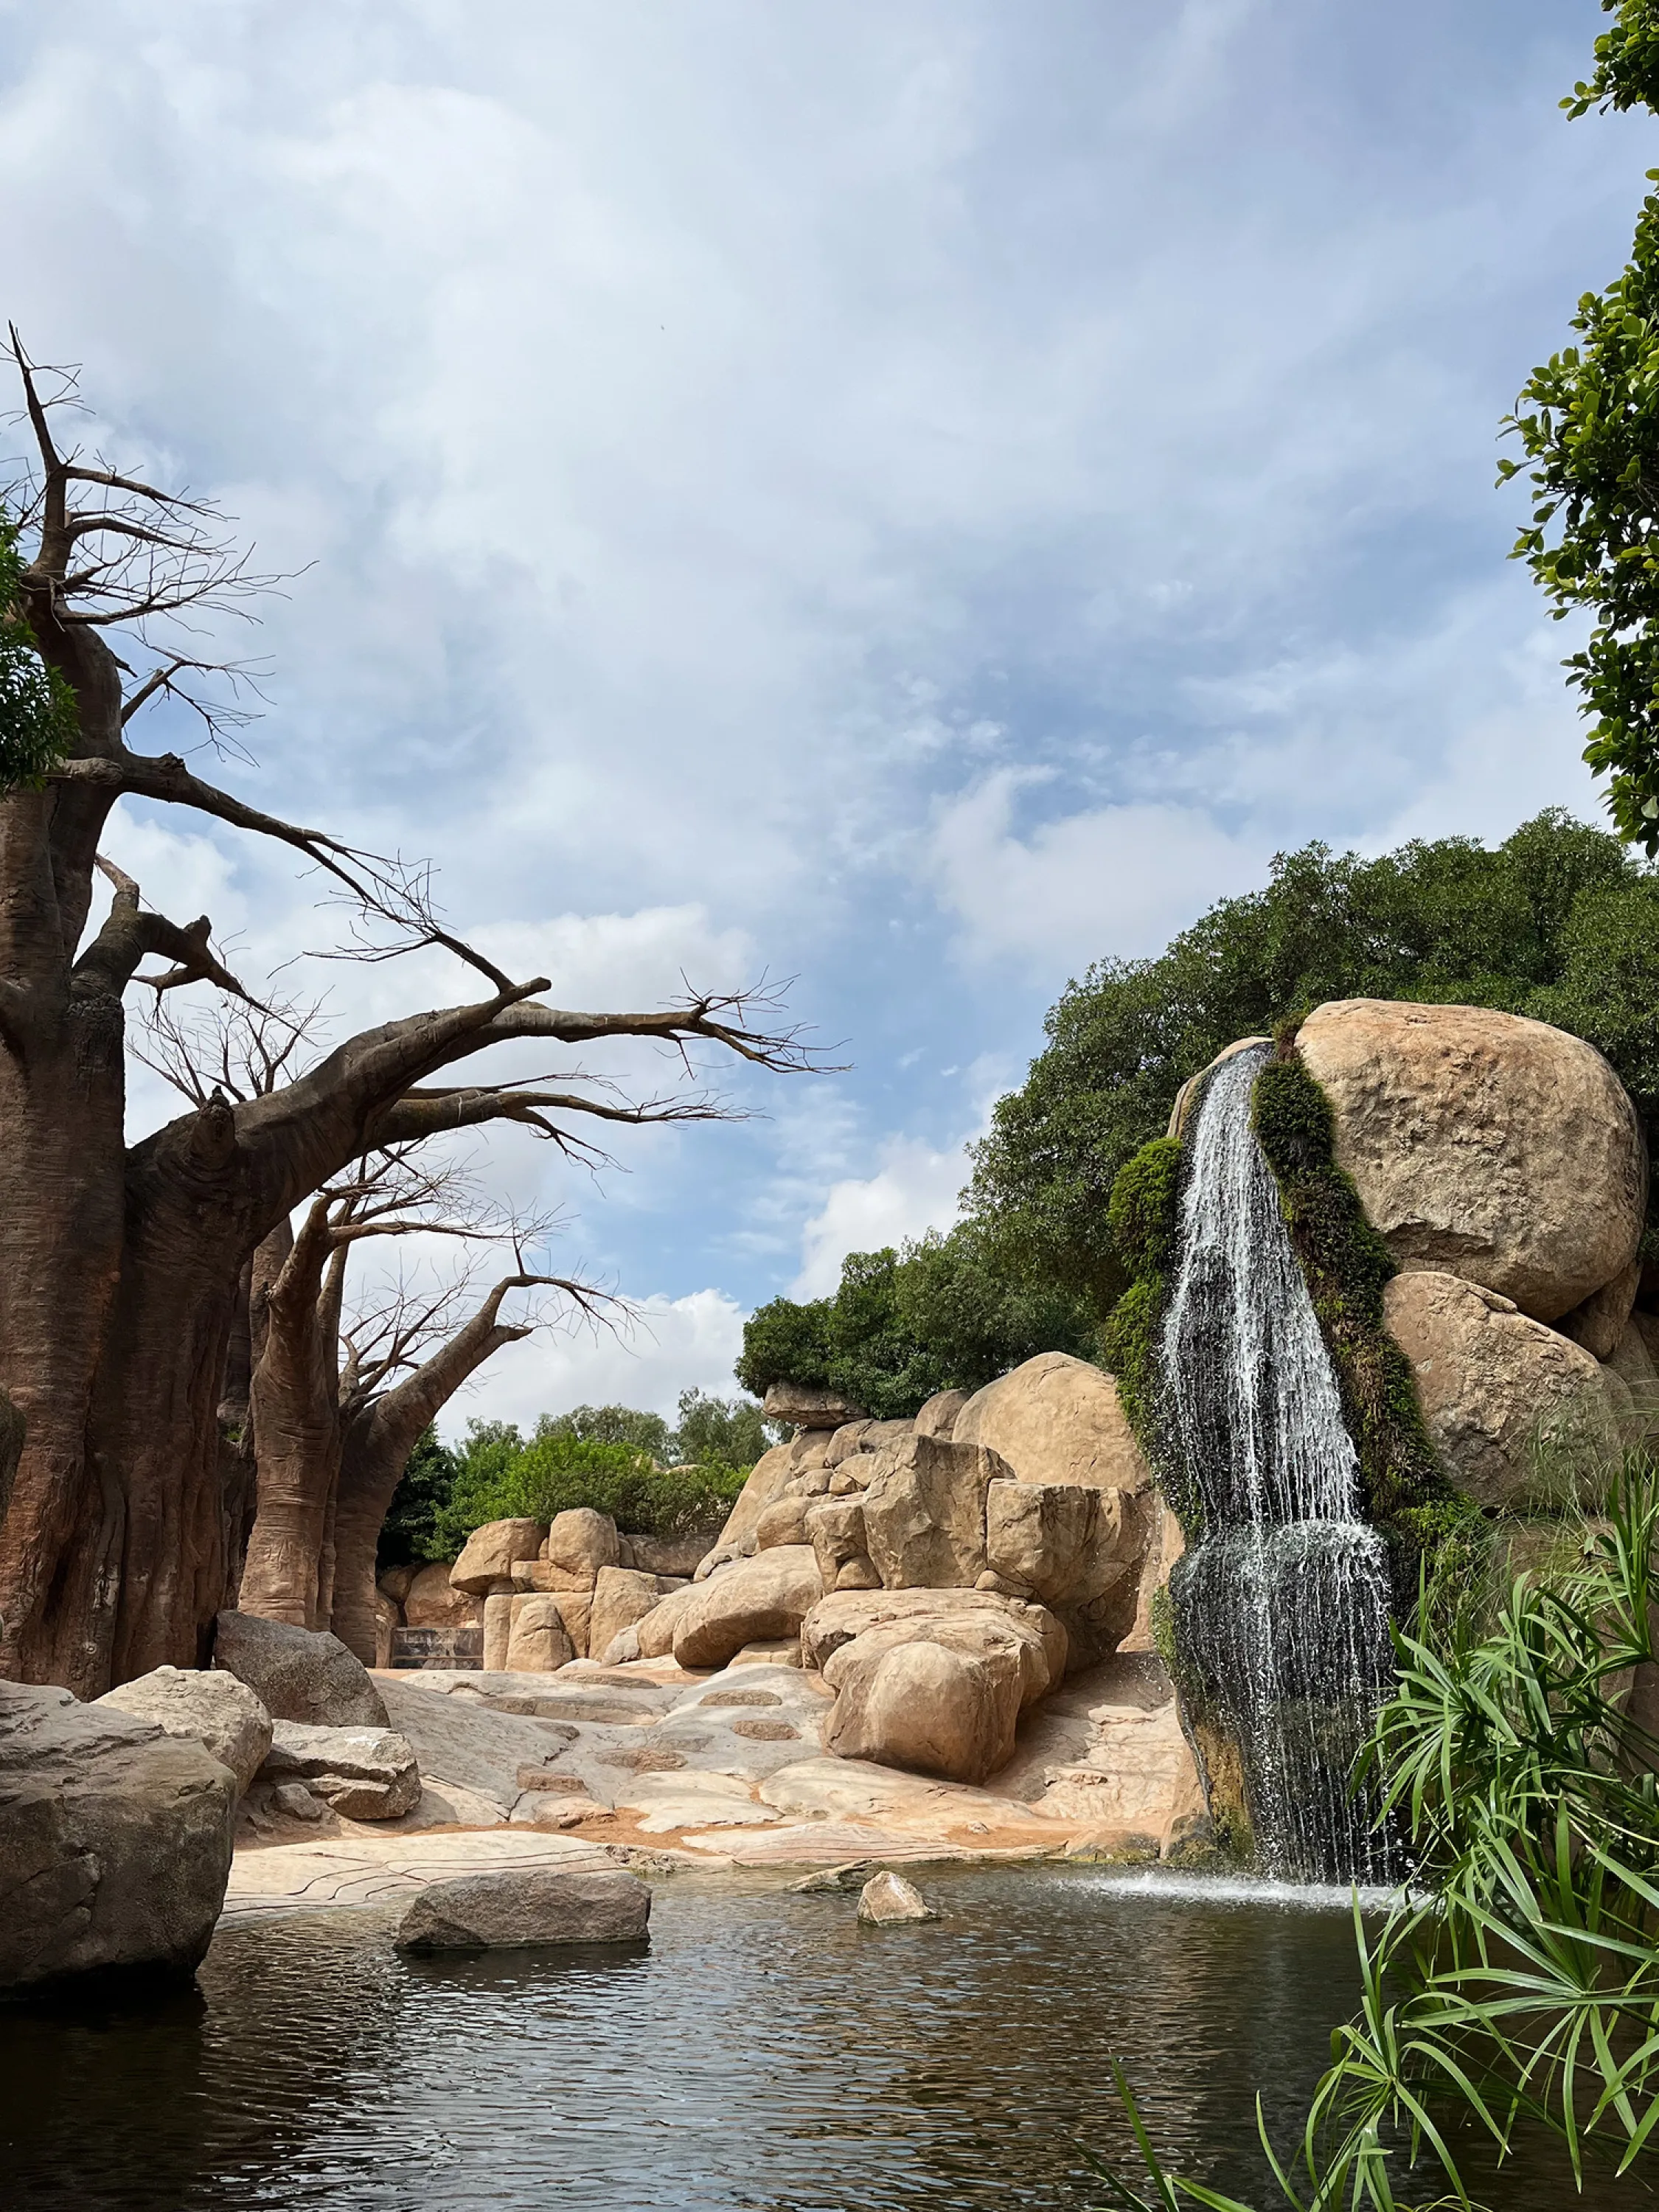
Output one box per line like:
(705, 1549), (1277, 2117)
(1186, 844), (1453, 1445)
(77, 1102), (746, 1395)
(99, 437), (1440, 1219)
(857, 1870), (939, 1924)
(215, 1611), (389, 1728)
(95, 1666), (272, 1794)
(394, 1866), (650, 1950)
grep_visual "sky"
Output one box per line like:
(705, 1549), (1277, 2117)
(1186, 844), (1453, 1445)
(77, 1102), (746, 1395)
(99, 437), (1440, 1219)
(2, 0), (1651, 1435)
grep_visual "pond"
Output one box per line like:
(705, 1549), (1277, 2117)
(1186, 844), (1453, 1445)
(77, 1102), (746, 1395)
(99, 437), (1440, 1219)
(0, 1864), (1642, 2209)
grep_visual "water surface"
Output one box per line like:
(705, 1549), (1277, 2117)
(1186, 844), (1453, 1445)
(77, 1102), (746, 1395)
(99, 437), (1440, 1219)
(0, 1865), (1644, 2209)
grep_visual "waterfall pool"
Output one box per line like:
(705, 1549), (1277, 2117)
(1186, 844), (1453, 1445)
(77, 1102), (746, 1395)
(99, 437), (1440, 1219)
(0, 1863), (1633, 2209)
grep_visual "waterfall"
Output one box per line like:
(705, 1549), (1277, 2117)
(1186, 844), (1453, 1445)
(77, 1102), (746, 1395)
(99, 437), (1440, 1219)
(1161, 1041), (1396, 1882)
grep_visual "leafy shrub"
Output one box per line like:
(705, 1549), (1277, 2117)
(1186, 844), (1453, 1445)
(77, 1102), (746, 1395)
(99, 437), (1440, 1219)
(429, 1421), (746, 1558)
(0, 522), (76, 793)
(376, 1426), (460, 1568)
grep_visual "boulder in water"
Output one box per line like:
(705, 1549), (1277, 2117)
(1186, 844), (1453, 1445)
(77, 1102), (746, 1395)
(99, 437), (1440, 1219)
(394, 1867), (649, 1950)
(857, 1870), (940, 1924)
(1298, 999), (1645, 1324)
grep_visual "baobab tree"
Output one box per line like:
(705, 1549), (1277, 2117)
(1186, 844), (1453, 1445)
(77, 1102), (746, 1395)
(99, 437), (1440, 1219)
(0, 338), (811, 1695)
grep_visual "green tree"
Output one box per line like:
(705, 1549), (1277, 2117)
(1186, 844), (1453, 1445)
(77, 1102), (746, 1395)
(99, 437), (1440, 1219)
(966, 812), (1652, 1318)
(428, 1416), (745, 1557)
(1502, 1), (1659, 849)
(669, 1387), (774, 1471)
(375, 1426), (460, 1569)
(0, 518), (74, 793)
(537, 1402), (672, 1458)
(736, 1224), (1098, 1420)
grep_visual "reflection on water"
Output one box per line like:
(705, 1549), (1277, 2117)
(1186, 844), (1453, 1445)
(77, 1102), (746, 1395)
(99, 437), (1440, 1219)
(0, 1865), (1644, 2210)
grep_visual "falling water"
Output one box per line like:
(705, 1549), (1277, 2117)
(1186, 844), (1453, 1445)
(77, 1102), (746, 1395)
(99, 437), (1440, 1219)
(1161, 1042), (1397, 1882)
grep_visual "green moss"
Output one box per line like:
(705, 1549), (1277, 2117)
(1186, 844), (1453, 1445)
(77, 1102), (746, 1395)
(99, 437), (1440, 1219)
(1102, 1130), (1208, 1537)
(1249, 1038), (1468, 1604)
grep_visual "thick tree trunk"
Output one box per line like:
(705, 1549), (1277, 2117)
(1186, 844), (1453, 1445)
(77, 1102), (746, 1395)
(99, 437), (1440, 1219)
(240, 1206), (342, 1630)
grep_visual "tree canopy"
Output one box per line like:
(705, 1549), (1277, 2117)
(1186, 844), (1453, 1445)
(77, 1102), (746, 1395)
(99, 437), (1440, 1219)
(964, 811), (1659, 1318)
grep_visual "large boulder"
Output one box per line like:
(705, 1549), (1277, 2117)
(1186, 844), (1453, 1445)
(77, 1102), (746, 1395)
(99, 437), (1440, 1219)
(395, 1866), (650, 1950)
(802, 1587), (1067, 1696)
(258, 1721), (422, 1819)
(95, 1666), (272, 1794)
(913, 1390), (967, 1441)
(820, 1593), (1065, 1786)
(1384, 1270), (1624, 1506)
(450, 1519), (547, 1594)
(1298, 1000), (1646, 1324)
(672, 1547), (824, 1670)
(860, 1434), (1013, 1589)
(633, 1581), (704, 1660)
(404, 1562), (483, 1630)
(984, 1478), (1133, 1607)
(0, 1682), (234, 1989)
(953, 1353), (1153, 1495)
(589, 1567), (681, 1661)
(504, 1595), (575, 1673)
(762, 1381), (866, 1429)
(703, 1441), (796, 1562)
(213, 1611), (389, 1728)
(544, 1509), (620, 1582)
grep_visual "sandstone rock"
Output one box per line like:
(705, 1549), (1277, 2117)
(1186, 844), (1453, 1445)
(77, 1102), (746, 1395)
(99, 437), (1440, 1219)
(619, 1531), (709, 1578)
(860, 1433), (1013, 1589)
(1298, 999), (1646, 1323)
(95, 1667), (272, 1794)
(953, 1353), (1153, 1495)
(1385, 1270), (1623, 1506)
(825, 1419), (875, 1466)
(404, 1562), (483, 1630)
(829, 1462), (874, 1495)
(546, 1508), (620, 1582)
(259, 1721), (422, 1819)
(762, 1381), (866, 1428)
(1166, 1036), (1271, 1139)
(374, 1590), (398, 1669)
(857, 1870), (940, 1924)
(835, 1555), (883, 1590)
(0, 1682), (235, 1989)
(551, 1589), (594, 1656)
(482, 1588), (515, 1672)
(504, 1595), (575, 1673)
(394, 1867), (650, 1950)
(754, 1494), (814, 1550)
(672, 1547), (824, 1671)
(984, 1479), (1128, 1606)
(589, 1567), (679, 1660)
(214, 1611), (390, 1728)
(634, 1582), (703, 1660)
(804, 1495), (869, 1588)
(703, 1441), (796, 1566)
(801, 1585), (1068, 1689)
(825, 1632), (1029, 1784)
(914, 1389), (968, 1441)
(378, 1564), (418, 1606)
(450, 1519), (548, 1595)
(1560, 1261), (1642, 1362)
(512, 1559), (595, 1593)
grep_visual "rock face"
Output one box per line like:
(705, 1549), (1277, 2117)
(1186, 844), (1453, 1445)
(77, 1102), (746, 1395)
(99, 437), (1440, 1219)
(403, 1563), (482, 1630)
(504, 1596), (575, 1674)
(214, 1611), (389, 1728)
(953, 1353), (1153, 1496)
(394, 1867), (650, 1950)
(259, 1721), (422, 1819)
(95, 1667), (273, 1795)
(545, 1509), (619, 1579)
(1383, 1270), (1622, 1506)
(762, 1381), (866, 1429)
(1559, 1261), (1642, 1362)
(860, 1436), (1012, 1590)
(807, 1588), (1065, 1786)
(913, 1389), (967, 1441)
(1298, 999), (1645, 1324)
(0, 1682), (234, 1989)
(589, 1568), (681, 1662)
(857, 1869), (940, 1923)
(672, 1547), (824, 1670)
(450, 1520), (548, 1595)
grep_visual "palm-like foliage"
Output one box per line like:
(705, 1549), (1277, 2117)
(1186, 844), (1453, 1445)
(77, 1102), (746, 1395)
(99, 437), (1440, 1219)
(1099, 1461), (1659, 2211)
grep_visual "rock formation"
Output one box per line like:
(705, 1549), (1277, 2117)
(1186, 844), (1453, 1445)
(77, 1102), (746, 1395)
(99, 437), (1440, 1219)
(394, 1865), (650, 1950)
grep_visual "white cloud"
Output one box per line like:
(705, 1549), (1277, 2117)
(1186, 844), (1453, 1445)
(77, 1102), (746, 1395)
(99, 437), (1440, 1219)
(791, 1133), (971, 1296)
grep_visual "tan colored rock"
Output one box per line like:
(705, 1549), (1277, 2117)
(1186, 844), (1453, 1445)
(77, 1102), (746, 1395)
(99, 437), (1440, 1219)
(857, 1870), (939, 1924)
(1298, 999), (1645, 1323)
(914, 1389), (968, 1441)
(822, 1604), (1057, 1785)
(404, 1562), (483, 1629)
(619, 1531), (709, 1577)
(395, 1867), (650, 1950)
(754, 1494), (814, 1550)
(804, 1496), (868, 1588)
(546, 1509), (620, 1582)
(705, 1441), (796, 1561)
(511, 1559), (597, 1594)
(829, 1460), (876, 1494)
(825, 1419), (874, 1466)
(835, 1555), (883, 1590)
(672, 1547), (824, 1671)
(95, 1666), (273, 1795)
(589, 1568), (679, 1661)
(259, 1721), (422, 1820)
(953, 1353), (1153, 1495)
(860, 1433), (1013, 1589)
(504, 1595), (575, 1673)
(378, 1564), (417, 1606)
(1559, 1261), (1642, 1361)
(482, 1588), (515, 1672)
(1385, 1270), (1623, 1506)
(374, 1590), (398, 1669)
(450, 1519), (548, 1595)
(984, 1479), (1130, 1606)
(762, 1381), (866, 1428)
(1167, 1035), (1272, 1138)
(803, 1586), (1067, 1699)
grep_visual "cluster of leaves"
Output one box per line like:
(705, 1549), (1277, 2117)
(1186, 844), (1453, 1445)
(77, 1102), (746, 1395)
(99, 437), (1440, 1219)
(1099, 1135), (1192, 1522)
(378, 1388), (773, 1563)
(736, 1224), (1098, 1421)
(0, 521), (76, 793)
(967, 813), (1659, 1315)
(1102, 1459), (1659, 2209)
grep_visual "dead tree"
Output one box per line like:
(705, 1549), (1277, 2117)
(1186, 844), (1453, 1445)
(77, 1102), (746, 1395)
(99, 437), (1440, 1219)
(0, 341), (813, 1694)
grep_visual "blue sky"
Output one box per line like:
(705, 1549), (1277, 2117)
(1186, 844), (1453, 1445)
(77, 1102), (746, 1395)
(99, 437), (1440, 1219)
(3, 0), (1651, 1429)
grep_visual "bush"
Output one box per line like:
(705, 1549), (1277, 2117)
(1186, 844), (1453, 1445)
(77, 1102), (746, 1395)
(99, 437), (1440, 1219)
(429, 1421), (747, 1558)
(377, 1426), (460, 1569)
